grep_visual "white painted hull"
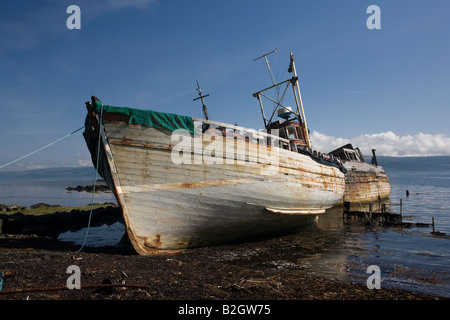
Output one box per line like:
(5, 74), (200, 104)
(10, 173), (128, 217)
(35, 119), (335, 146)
(85, 116), (345, 254)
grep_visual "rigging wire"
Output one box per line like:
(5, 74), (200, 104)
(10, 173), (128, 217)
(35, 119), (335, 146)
(0, 105), (105, 255)
(0, 126), (85, 170)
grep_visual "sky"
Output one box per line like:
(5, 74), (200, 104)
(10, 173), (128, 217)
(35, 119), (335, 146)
(0, 0), (449, 171)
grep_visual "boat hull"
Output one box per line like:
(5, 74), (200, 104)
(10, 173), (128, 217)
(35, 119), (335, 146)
(341, 161), (390, 203)
(84, 114), (345, 254)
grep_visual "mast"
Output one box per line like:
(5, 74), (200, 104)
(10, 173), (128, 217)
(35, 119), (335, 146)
(193, 81), (210, 120)
(288, 52), (311, 149)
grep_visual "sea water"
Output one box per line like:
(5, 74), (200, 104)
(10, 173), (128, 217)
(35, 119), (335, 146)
(0, 167), (116, 207)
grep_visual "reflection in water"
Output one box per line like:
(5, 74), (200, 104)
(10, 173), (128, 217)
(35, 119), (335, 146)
(58, 222), (125, 247)
(309, 207), (449, 297)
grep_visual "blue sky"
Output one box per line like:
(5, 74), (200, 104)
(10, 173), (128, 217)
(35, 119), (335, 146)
(1, 0), (449, 170)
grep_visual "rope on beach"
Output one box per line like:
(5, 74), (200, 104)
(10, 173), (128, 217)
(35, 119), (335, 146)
(71, 103), (104, 254)
(0, 126), (85, 169)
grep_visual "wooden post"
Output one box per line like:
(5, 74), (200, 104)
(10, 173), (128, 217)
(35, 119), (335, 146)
(371, 149), (378, 166)
(400, 199), (402, 218)
(344, 201), (350, 214)
(432, 217), (435, 233)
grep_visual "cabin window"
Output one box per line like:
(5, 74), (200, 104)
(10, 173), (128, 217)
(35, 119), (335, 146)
(287, 126), (298, 139)
(281, 128), (288, 140)
(344, 150), (359, 161)
(296, 127), (304, 140)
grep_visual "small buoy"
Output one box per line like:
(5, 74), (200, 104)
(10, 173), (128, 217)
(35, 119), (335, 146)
(406, 190), (409, 197)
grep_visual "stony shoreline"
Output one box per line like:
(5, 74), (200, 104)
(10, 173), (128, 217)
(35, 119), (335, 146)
(0, 206), (447, 301)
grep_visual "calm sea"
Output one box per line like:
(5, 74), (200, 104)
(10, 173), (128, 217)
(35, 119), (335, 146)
(0, 157), (449, 297)
(0, 167), (116, 207)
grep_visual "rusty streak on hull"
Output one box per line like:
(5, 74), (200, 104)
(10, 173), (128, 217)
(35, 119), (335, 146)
(84, 113), (345, 255)
(341, 161), (391, 203)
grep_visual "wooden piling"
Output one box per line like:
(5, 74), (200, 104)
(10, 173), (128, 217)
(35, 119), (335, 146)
(400, 199), (403, 218)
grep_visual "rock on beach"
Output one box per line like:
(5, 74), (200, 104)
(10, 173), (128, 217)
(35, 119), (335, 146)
(0, 203), (26, 212)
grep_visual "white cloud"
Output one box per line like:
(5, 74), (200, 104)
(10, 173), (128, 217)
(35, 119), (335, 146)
(77, 159), (92, 167)
(0, 162), (51, 172)
(310, 130), (450, 157)
(23, 164), (49, 170)
(309, 131), (351, 153)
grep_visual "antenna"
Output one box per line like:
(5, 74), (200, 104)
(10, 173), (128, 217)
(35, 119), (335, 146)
(254, 49), (280, 111)
(253, 48), (277, 86)
(193, 80), (210, 120)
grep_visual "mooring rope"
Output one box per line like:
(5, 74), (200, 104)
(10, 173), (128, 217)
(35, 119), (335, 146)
(0, 104), (104, 255)
(0, 126), (85, 170)
(71, 104), (104, 254)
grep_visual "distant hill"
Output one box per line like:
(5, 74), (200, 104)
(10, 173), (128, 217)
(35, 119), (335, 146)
(374, 156), (450, 173)
(0, 166), (98, 180)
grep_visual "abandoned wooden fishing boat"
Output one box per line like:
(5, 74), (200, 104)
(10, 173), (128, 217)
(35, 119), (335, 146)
(83, 52), (346, 255)
(329, 144), (390, 203)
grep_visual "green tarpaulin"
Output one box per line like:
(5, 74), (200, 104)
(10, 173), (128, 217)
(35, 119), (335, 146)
(91, 100), (195, 135)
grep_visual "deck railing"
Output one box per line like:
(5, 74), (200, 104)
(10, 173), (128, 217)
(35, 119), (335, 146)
(192, 117), (291, 150)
